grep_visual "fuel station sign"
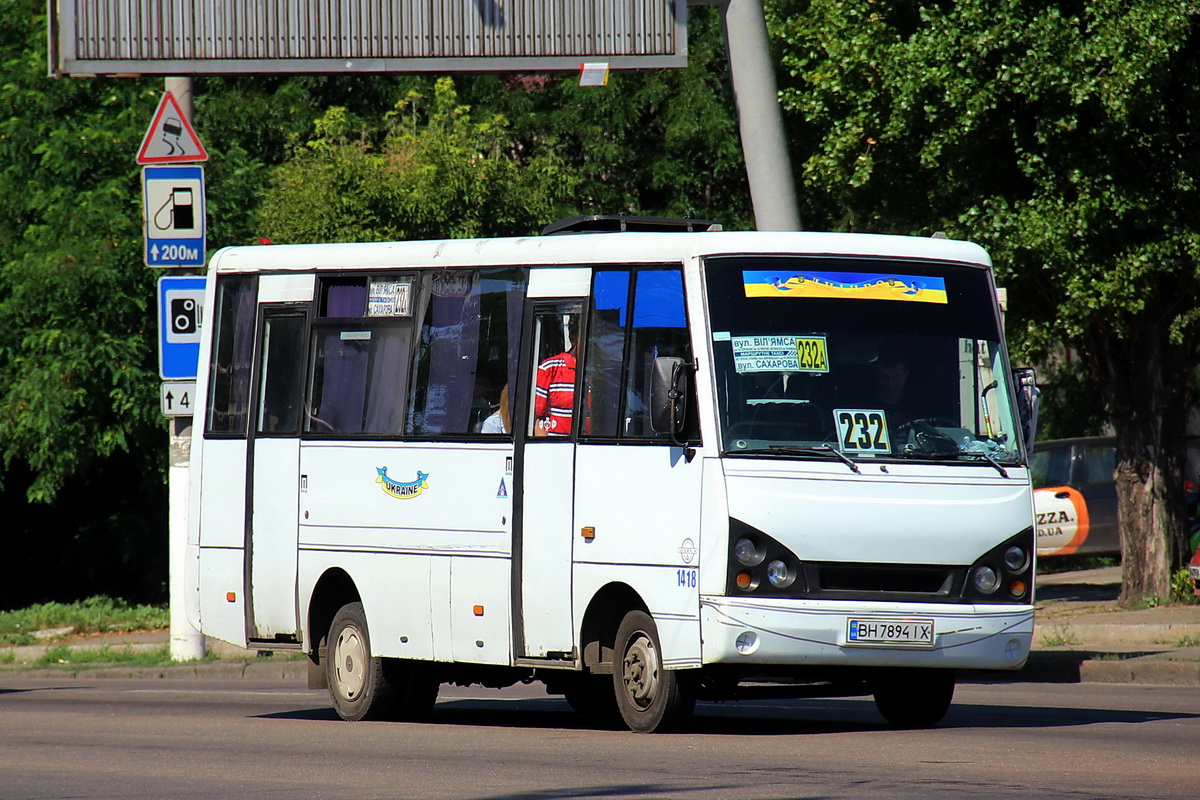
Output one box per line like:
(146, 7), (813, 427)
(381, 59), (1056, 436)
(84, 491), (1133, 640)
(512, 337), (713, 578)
(143, 165), (205, 267)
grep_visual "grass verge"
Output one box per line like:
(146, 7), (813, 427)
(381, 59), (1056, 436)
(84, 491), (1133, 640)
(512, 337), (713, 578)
(34, 644), (177, 669)
(0, 597), (169, 646)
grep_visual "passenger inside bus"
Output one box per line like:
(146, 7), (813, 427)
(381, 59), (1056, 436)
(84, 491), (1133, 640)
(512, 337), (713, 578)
(869, 353), (919, 425)
(535, 317), (578, 436)
(480, 384), (510, 434)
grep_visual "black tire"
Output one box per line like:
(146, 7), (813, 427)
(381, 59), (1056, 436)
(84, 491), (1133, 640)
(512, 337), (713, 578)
(612, 610), (695, 733)
(872, 668), (956, 728)
(563, 674), (622, 729)
(326, 602), (395, 721)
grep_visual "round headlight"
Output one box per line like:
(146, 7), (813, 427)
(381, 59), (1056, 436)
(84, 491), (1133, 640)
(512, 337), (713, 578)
(734, 537), (765, 566)
(1003, 546), (1029, 573)
(973, 565), (1000, 594)
(766, 559), (795, 588)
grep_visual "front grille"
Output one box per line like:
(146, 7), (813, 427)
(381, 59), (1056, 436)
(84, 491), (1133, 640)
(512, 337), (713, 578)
(806, 562), (967, 602)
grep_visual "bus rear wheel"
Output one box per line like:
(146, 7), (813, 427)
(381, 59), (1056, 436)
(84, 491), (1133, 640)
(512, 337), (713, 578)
(325, 602), (439, 722)
(872, 668), (956, 728)
(327, 602), (391, 720)
(612, 610), (695, 733)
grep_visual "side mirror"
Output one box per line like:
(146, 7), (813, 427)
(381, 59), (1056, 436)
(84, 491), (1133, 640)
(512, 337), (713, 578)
(650, 356), (688, 437)
(1012, 367), (1040, 455)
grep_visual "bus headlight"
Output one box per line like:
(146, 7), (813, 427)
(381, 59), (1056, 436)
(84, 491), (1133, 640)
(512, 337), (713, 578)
(972, 565), (1000, 594)
(766, 559), (795, 588)
(965, 529), (1036, 603)
(734, 537), (765, 567)
(1003, 545), (1029, 573)
(726, 521), (808, 596)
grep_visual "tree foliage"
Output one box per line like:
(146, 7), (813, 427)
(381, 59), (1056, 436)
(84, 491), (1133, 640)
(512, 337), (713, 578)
(771, 0), (1200, 602)
(0, 2), (160, 502)
(256, 78), (580, 242)
(255, 7), (751, 240)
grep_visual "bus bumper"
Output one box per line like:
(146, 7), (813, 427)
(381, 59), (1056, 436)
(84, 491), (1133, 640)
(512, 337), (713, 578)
(700, 597), (1034, 671)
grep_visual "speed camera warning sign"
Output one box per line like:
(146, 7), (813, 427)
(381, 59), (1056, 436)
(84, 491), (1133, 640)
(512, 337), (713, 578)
(158, 276), (206, 380)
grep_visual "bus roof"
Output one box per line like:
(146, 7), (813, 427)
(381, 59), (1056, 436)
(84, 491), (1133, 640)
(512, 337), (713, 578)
(208, 230), (992, 274)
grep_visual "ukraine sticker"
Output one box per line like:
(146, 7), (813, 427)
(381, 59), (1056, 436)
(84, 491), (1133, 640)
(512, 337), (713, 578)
(376, 467), (428, 499)
(743, 271), (948, 304)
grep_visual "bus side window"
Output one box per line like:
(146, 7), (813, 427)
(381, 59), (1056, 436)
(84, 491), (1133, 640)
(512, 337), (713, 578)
(407, 268), (526, 436)
(530, 303), (583, 437)
(206, 275), (258, 436)
(625, 269), (690, 438)
(306, 276), (413, 435)
(580, 267), (693, 441)
(581, 271), (630, 438)
(256, 312), (306, 434)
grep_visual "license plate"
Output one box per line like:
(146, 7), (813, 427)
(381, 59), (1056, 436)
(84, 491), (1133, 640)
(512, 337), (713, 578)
(846, 617), (935, 647)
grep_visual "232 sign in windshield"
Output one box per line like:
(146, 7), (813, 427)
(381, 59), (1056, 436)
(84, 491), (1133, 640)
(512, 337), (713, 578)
(834, 409), (892, 452)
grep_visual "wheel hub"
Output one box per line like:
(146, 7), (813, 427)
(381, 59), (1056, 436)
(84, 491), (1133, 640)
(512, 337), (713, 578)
(333, 624), (367, 700)
(621, 633), (659, 709)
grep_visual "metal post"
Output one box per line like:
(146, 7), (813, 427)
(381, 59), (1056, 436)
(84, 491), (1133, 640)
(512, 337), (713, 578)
(165, 76), (193, 120)
(720, 0), (802, 230)
(164, 75), (206, 662)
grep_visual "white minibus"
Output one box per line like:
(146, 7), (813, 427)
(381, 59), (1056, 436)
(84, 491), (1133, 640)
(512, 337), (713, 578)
(187, 217), (1038, 732)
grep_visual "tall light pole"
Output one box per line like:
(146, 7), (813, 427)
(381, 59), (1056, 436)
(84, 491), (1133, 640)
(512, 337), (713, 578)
(719, 0), (802, 230)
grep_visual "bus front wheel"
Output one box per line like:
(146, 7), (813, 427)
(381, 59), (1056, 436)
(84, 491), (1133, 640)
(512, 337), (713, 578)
(612, 610), (695, 733)
(872, 668), (956, 728)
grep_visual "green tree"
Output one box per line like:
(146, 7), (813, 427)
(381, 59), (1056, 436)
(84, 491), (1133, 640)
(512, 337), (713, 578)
(255, 6), (751, 240)
(0, 1), (160, 502)
(772, 0), (1200, 604)
(256, 78), (580, 242)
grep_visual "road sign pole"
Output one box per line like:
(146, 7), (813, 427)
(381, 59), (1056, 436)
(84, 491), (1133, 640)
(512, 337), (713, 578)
(165, 76), (193, 121)
(162, 76), (206, 663)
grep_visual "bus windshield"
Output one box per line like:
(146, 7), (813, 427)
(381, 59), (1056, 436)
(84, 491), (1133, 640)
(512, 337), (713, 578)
(704, 256), (1023, 465)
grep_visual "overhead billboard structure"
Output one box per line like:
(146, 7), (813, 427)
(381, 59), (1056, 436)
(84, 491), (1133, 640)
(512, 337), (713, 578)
(49, 0), (688, 76)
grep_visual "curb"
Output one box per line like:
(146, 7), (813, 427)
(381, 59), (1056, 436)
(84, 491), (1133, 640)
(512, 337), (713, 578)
(970, 647), (1200, 687)
(1, 659), (309, 682)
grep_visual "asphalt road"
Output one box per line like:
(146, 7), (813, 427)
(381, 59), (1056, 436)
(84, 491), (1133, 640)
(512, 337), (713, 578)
(1, 677), (1197, 799)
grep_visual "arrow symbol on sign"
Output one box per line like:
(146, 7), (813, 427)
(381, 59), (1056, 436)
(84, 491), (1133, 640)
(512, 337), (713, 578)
(150, 244), (160, 260)
(165, 391), (174, 408)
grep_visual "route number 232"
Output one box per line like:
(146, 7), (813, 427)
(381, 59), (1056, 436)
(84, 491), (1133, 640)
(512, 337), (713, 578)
(834, 409), (891, 452)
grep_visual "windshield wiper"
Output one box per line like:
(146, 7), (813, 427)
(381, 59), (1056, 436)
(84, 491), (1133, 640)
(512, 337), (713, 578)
(958, 451), (1010, 478)
(765, 444), (861, 473)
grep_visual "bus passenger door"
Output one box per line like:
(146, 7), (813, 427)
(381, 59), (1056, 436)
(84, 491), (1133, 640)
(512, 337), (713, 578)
(517, 301), (583, 658)
(247, 307), (307, 640)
